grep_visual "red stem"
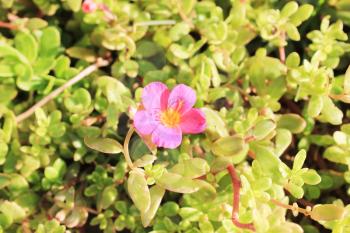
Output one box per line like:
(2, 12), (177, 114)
(279, 47), (285, 63)
(0, 21), (17, 30)
(279, 32), (286, 63)
(227, 164), (255, 231)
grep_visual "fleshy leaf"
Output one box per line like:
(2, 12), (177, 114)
(141, 185), (165, 227)
(310, 204), (345, 221)
(84, 137), (123, 154)
(211, 136), (246, 157)
(127, 169), (151, 213)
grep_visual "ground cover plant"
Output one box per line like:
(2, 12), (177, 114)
(1, 0), (350, 232)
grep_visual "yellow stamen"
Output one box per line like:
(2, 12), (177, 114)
(160, 108), (180, 128)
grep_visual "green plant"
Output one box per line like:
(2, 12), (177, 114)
(0, 0), (349, 232)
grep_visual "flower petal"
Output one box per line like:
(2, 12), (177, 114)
(142, 82), (169, 111)
(168, 84), (196, 114)
(133, 110), (158, 135)
(180, 109), (206, 134)
(151, 125), (182, 149)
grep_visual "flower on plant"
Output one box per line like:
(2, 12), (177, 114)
(133, 82), (206, 149)
(82, 0), (98, 13)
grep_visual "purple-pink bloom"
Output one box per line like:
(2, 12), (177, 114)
(82, 0), (98, 13)
(134, 82), (206, 149)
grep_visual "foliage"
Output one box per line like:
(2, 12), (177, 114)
(0, 0), (350, 232)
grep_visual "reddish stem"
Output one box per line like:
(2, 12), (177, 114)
(227, 164), (255, 231)
(279, 32), (286, 63)
(0, 21), (17, 30)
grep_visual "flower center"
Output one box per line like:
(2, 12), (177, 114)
(160, 108), (180, 128)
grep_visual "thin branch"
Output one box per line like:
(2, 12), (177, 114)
(227, 164), (255, 231)
(16, 59), (108, 123)
(123, 126), (135, 169)
(134, 20), (176, 27)
(0, 21), (17, 30)
(279, 32), (286, 63)
(270, 198), (311, 216)
(176, 2), (194, 28)
(98, 3), (116, 22)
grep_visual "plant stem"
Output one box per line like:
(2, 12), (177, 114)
(270, 199), (311, 216)
(123, 126), (135, 169)
(227, 164), (255, 231)
(99, 3), (116, 22)
(279, 32), (286, 63)
(134, 20), (176, 27)
(0, 21), (17, 30)
(15, 58), (108, 123)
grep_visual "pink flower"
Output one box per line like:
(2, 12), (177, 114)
(82, 0), (98, 13)
(133, 82), (206, 149)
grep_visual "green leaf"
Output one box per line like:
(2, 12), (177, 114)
(290, 4), (314, 26)
(310, 204), (344, 221)
(33, 57), (56, 75)
(252, 119), (276, 141)
(99, 186), (118, 210)
(65, 207), (88, 228)
(96, 76), (131, 103)
(293, 150), (306, 171)
(84, 137), (123, 154)
(211, 136), (246, 157)
(286, 52), (300, 68)
(285, 182), (304, 199)
(0, 42), (31, 65)
(66, 0), (82, 12)
(44, 167), (59, 180)
(281, 2), (298, 18)
(182, 0), (196, 15)
(141, 185), (165, 227)
(66, 47), (96, 62)
(323, 146), (347, 164)
(156, 172), (200, 193)
(0, 64), (14, 77)
(251, 144), (281, 178)
(169, 22), (191, 41)
(39, 27), (61, 57)
(0, 201), (26, 222)
(275, 129), (292, 156)
(202, 108), (228, 140)
(161, 202), (180, 217)
(8, 174), (29, 194)
(302, 169), (321, 185)
(285, 23), (300, 41)
(344, 65), (350, 93)
(0, 142), (8, 164)
(179, 208), (202, 222)
(134, 155), (157, 168)
(277, 114), (306, 133)
(319, 96), (343, 125)
(127, 169), (151, 213)
(170, 44), (192, 59)
(170, 158), (209, 179)
(135, 40), (162, 58)
(64, 88), (91, 113)
(14, 32), (38, 63)
(26, 18), (48, 30)
(188, 180), (216, 202)
(308, 95), (323, 117)
(0, 174), (10, 189)
(0, 85), (17, 104)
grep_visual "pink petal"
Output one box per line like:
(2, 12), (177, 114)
(82, 0), (98, 13)
(168, 84), (196, 114)
(133, 110), (157, 135)
(180, 109), (206, 134)
(142, 82), (169, 112)
(151, 125), (182, 149)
